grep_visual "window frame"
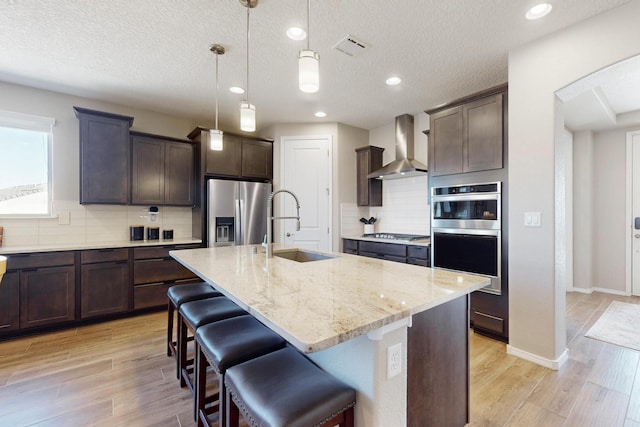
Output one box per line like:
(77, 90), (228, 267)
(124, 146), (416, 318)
(0, 110), (55, 218)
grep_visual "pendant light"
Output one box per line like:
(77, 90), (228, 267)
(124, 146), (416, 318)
(209, 44), (225, 151)
(240, 0), (257, 132)
(298, 0), (319, 93)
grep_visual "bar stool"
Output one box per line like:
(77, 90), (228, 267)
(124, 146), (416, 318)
(194, 315), (286, 427)
(167, 282), (222, 363)
(178, 297), (247, 394)
(225, 346), (356, 427)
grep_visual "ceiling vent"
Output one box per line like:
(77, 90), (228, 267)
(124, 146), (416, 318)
(332, 35), (369, 57)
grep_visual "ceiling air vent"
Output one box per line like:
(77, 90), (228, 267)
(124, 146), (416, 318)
(332, 35), (369, 57)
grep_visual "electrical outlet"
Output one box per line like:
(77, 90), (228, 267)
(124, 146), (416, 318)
(387, 343), (402, 379)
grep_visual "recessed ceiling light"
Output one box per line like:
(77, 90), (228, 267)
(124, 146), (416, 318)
(314, 111), (326, 118)
(287, 27), (307, 41)
(386, 76), (402, 86)
(229, 86), (245, 94)
(526, 3), (552, 20)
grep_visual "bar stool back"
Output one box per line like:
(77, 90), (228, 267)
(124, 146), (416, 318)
(194, 315), (286, 427)
(225, 346), (356, 427)
(178, 297), (246, 394)
(167, 283), (221, 357)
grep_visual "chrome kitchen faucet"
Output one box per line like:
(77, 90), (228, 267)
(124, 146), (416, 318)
(265, 189), (300, 258)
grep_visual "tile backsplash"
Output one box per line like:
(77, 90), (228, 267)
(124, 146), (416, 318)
(0, 200), (193, 247)
(341, 176), (430, 237)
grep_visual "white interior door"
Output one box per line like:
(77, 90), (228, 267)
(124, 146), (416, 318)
(631, 131), (640, 295)
(280, 136), (331, 251)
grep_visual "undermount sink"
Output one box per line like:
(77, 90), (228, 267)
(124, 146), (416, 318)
(273, 249), (337, 263)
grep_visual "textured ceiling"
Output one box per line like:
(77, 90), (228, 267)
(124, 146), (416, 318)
(0, 0), (633, 132)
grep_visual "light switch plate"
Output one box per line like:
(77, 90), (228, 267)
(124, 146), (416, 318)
(524, 212), (541, 227)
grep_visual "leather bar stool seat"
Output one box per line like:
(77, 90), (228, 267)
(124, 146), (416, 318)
(194, 315), (286, 427)
(167, 282), (222, 362)
(178, 297), (247, 394)
(225, 346), (356, 427)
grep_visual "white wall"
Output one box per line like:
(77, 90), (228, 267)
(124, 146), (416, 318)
(0, 81), (198, 247)
(593, 128), (631, 293)
(508, 0), (640, 365)
(572, 131), (595, 291)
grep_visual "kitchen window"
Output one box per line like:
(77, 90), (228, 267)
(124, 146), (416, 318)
(0, 110), (55, 217)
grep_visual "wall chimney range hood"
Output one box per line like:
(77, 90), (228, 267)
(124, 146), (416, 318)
(367, 114), (428, 180)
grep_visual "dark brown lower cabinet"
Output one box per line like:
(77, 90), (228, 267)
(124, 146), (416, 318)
(133, 245), (201, 310)
(19, 266), (76, 329)
(80, 248), (130, 319)
(81, 261), (130, 318)
(0, 244), (203, 340)
(342, 239), (431, 267)
(0, 271), (19, 332)
(407, 295), (469, 427)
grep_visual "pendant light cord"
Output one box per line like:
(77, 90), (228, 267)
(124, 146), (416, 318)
(215, 51), (219, 130)
(306, 0), (311, 50)
(246, 5), (250, 105)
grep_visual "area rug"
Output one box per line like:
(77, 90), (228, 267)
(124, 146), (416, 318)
(585, 301), (640, 351)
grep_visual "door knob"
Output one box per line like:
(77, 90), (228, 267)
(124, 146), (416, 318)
(286, 232), (291, 237)
(635, 234), (640, 239)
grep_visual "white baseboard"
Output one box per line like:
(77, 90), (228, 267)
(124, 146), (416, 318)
(592, 287), (629, 296)
(506, 345), (568, 370)
(567, 287), (593, 294)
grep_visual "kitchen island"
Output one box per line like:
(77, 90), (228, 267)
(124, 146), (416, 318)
(170, 244), (489, 427)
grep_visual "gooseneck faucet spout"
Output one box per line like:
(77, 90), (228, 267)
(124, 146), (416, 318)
(266, 189), (301, 258)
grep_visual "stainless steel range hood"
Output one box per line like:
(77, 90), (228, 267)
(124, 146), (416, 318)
(367, 114), (428, 180)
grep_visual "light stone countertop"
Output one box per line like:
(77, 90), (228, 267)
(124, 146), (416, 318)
(170, 244), (488, 353)
(0, 238), (203, 255)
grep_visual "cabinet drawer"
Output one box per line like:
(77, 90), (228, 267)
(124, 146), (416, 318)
(133, 244), (200, 260)
(343, 239), (358, 253)
(7, 251), (75, 270)
(134, 258), (197, 284)
(81, 248), (129, 264)
(407, 245), (429, 260)
(358, 241), (406, 257)
(408, 257), (429, 267)
(134, 282), (172, 310)
(133, 278), (201, 310)
(471, 311), (504, 334)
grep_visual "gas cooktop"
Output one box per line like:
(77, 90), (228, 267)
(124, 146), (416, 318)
(362, 233), (430, 242)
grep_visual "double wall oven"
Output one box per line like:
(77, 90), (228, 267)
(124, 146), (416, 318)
(431, 182), (502, 295)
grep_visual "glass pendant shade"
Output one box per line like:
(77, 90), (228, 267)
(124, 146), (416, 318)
(240, 102), (256, 132)
(209, 129), (223, 151)
(298, 49), (319, 93)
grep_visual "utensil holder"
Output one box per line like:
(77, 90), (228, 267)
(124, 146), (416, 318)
(364, 224), (374, 234)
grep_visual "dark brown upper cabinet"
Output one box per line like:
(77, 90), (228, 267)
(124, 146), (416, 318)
(131, 132), (195, 206)
(74, 107), (134, 204)
(355, 146), (384, 206)
(188, 128), (273, 181)
(427, 86), (505, 177)
(204, 134), (273, 180)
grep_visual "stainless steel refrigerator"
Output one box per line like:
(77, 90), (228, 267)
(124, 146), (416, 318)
(207, 179), (271, 247)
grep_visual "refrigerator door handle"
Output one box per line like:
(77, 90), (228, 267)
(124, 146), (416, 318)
(235, 198), (243, 245)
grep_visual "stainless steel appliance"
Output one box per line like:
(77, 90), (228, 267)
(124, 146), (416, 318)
(207, 179), (271, 247)
(431, 182), (501, 295)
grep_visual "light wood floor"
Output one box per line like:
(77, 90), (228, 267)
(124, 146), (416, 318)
(0, 291), (639, 426)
